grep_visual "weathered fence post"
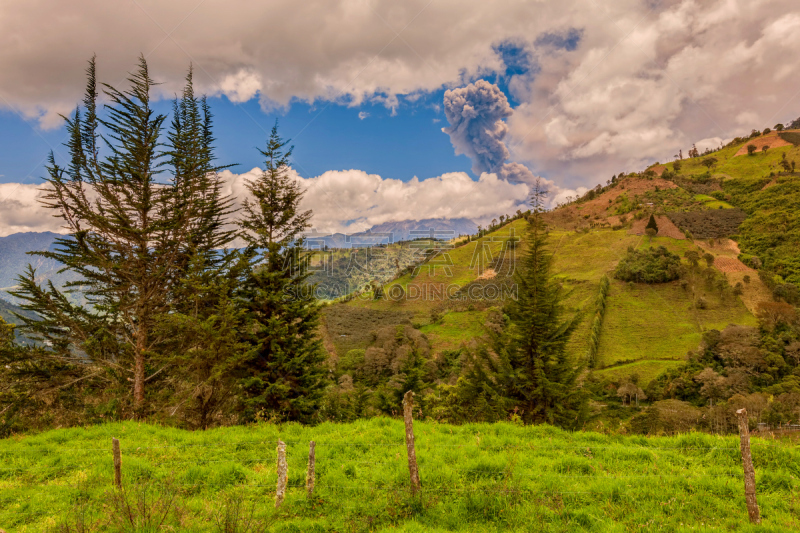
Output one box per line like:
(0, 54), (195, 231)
(736, 408), (761, 524)
(276, 440), (288, 508)
(402, 390), (421, 495)
(306, 441), (316, 497)
(112, 437), (121, 488)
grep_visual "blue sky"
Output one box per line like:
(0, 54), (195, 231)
(0, 89), (473, 186)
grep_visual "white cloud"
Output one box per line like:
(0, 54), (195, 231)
(0, 0), (798, 193)
(507, 0), (800, 186)
(0, 183), (64, 237)
(218, 69), (263, 103)
(358, 111), (369, 120)
(0, 168), (587, 237)
(220, 167), (531, 233)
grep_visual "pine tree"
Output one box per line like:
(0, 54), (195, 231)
(458, 181), (586, 427)
(10, 57), (232, 419)
(503, 183), (586, 427)
(646, 214), (659, 234)
(238, 123), (327, 423)
(151, 68), (249, 428)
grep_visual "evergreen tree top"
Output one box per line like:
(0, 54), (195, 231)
(240, 122), (312, 260)
(646, 214), (659, 233)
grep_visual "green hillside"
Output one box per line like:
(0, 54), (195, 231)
(318, 131), (799, 425)
(324, 220), (756, 386)
(2, 420), (798, 532)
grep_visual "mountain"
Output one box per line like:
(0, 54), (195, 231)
(305, 218), (479, 249)
(366, 217), (478, 242)
(0, 296), (38, 344)
(0, 231), (80, 302)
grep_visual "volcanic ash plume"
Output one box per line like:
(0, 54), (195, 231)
(442, 80), (537, 186)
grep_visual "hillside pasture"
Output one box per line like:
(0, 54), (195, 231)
(595, 271), (756, 379)
(693, 194), (734, 209)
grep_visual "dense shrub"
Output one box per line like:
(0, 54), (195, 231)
(613, 246), (682, 283)
(724, 178), (800, 287)
(668, 209), (747, 239)
(630, 400), (703, 435)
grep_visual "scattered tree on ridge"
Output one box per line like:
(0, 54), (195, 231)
(646, 214), (659, 234)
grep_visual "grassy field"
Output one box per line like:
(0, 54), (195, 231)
(2, 420), (799, 532)
(595, 275), (756, 370)
(663, 139), (800, 182)
(419, 310), (488, 352)
(693, 194), (734, 209)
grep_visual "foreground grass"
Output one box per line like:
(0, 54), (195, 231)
(2, 420), (799, 532)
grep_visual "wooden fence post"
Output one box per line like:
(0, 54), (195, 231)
(736, 408), (761, 524)
(112, 437), (121, 488)
(275, 440), (288, 508)
(307, 441), (316, 497)
(402, 390), (421, 495)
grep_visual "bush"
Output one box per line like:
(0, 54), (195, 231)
(668, 209), (747, 239)
(613, 246), (682, 284)
(646, 214), (658, 233)
(630, 400), (703, 435)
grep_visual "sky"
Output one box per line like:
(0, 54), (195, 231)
(1, 0), (800, 236)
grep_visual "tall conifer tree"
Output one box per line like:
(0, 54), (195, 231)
(456, 181), (586, 427)
(152, 67), (248, 427)
(238, 123), (327, 423)
(11, 57), (231, 418)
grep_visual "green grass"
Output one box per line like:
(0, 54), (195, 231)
(596, 276), (756, 374)
(668, 140), (800, 182)
(550, 229), (642, 281)
(594, 360), (686, 385)
(693, 194), (734, 209)
(2, 420), (799, 532)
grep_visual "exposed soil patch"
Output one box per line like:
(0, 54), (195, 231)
(651, 164), (667, 176)
(713, 256), (753, 273)
(546, 177), (678, 229)
(734, 132), (792, 156)
(628, 215), (685, 239)
(476, 268), (497, 280)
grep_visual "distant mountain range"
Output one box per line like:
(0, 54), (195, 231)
(0, 218), (478, 301)
(305, 218), (478, 248)
(0, 231), (84, 303)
